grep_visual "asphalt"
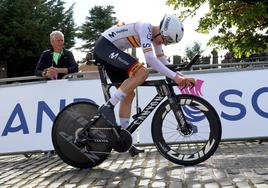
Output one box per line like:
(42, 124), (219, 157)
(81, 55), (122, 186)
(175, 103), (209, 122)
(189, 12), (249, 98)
(0, 140), (268, 188)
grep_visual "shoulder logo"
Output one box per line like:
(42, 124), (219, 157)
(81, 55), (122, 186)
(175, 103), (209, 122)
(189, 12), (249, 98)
(108, 32), (116, 38)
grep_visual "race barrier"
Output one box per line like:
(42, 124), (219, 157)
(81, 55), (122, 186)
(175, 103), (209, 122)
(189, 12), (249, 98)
(0, 63), (268, 154)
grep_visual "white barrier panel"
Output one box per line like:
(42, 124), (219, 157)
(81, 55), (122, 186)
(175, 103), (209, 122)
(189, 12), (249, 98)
(0, 69), (267, 154)
(138, 69), (268, 143)
(0, 79), (104, 154)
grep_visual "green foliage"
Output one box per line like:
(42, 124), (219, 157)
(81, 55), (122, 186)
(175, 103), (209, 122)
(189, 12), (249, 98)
(77, 5), (117, 52)
(185, 42), (204, 60)
(0, 0), (76, 77)
(167, 0), (268, 57)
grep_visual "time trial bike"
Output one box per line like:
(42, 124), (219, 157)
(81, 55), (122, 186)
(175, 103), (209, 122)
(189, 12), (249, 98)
(52, 55), (222, 168)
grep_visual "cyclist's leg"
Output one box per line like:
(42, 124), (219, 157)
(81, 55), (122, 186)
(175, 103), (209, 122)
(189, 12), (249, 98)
(94, 36), (148, 125)
(104, 68), (133, 127)
(119, 91), (135, 128)
(103, 69), (136, 128)
(98, 67), (148, 126)
(94, 37), (147, 155)
(116, 78), (145, 156)
(105, 68), (145, 156)
(120, 66), (148, 92)
(117, 70), (148, 155)
(103, 65), (148, 126)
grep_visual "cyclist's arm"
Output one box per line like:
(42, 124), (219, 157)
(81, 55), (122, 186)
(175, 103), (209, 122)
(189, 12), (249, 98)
(153, 44), (183, 76)
(153, 45), (169, 65)
(136, 22), (177, 79)
(144, 49), (193, 86)
(145, 52), (176, 79)
(136, 23), (195, 86)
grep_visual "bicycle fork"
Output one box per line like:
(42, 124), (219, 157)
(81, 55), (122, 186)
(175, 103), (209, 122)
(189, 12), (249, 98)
(164, 84), (192, 135)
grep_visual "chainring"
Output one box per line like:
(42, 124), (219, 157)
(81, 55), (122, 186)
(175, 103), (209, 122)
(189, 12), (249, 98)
(110, 128), (132, 153)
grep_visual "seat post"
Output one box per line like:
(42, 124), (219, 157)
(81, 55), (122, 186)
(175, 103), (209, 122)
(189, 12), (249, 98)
(97, 64), (111, 102)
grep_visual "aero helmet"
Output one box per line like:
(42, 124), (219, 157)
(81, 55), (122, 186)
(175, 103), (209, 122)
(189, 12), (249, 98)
(160, 14), (184, 45)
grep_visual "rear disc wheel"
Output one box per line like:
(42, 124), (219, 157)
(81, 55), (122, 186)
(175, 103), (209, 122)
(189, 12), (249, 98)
(52, 102), (112, 168)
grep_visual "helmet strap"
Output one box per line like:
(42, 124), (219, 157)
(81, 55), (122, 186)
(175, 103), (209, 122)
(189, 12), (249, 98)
(153, 33), (161, 39)
(152, 33), (161, 41)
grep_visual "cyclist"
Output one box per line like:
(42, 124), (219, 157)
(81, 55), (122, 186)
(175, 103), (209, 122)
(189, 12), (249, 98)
(94, 14), (196, 156)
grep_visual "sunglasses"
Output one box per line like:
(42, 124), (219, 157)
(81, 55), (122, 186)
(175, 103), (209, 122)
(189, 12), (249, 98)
(153, 33), (174, 45)
(162, 36), (174, 45)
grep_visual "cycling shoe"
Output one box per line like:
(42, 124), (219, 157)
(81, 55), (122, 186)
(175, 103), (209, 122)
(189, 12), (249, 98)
(98, 102), (117, 126)
(129, 145), (145, 157)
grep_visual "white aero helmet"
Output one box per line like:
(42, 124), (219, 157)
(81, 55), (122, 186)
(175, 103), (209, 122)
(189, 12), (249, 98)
(160, 14), (184, 45)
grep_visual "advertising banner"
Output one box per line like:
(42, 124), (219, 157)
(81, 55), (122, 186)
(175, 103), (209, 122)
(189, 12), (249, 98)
(0, 79), (104, 153)
(0, 68), (267, 154)
(138, 69), (268, 143)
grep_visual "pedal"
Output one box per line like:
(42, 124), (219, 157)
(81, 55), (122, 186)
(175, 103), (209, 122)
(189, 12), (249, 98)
(129, 145), (144, 157)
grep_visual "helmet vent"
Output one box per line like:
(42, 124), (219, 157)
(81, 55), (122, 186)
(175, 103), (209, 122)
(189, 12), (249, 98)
(164, 17), (171, 31)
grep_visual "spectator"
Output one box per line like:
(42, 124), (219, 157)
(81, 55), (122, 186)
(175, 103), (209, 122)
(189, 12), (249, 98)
(79, 52), (98, 78)
(35, 31), (78, 79)
(79, 52), (95, 71)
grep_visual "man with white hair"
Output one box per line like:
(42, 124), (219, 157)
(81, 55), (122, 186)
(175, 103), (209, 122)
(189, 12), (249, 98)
(35, 31), (78, 79)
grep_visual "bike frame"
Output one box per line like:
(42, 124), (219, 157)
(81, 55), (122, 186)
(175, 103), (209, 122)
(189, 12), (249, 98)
(97, 65), (188, 134)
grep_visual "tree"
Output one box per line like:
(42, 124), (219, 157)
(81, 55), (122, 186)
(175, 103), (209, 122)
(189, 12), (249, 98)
(167, 0), (268, 57)
(0, 0), (76, 77)
(77, 5), (117, 52)
(185, 42), (204, 60)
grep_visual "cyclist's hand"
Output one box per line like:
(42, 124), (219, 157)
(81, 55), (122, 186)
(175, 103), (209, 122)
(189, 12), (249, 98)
(174, 75), (196, 88)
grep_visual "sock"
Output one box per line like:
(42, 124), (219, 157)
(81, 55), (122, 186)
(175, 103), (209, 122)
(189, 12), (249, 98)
(120, 118), (130, 129)
(109, 89), (126, 106)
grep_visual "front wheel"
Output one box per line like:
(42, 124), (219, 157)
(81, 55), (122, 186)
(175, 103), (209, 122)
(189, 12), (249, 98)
(152, 94), (222, 166)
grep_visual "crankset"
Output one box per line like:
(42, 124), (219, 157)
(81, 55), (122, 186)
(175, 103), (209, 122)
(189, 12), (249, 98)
(75, 126), (132, 153)
(110, 128), (132, 153)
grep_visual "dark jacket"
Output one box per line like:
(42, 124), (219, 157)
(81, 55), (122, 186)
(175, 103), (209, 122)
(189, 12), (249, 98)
(35, 48), (78, 79)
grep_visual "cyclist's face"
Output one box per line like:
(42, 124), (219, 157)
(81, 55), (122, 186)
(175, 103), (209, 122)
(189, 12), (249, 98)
(153, 32), (173, 46)
(162, 36), (174, 45)
(51, 34), (64, 52)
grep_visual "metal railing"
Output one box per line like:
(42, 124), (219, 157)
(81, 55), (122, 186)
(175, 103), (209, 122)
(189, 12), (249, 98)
(0, 60), (268, 85)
